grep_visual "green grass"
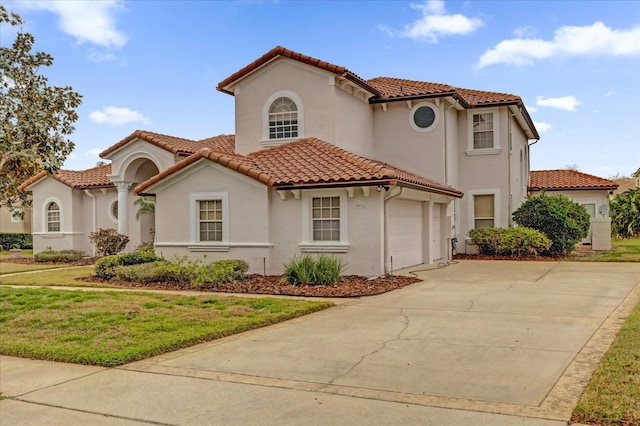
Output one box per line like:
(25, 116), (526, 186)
(0, 266), (107, 287)
(572, 301), (640, 425)
(568, 238), (640, 262)
(0, 263), (71, 275)
(0, 287), (332, 366)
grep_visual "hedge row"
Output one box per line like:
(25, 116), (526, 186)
(468, 227), (552, 257)
(0, 233), (33, 250)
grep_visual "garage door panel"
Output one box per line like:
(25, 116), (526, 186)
(388, 200), (422, 270)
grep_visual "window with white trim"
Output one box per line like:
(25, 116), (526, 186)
(268, 97), (298, 139)
(312, 196), (340, 241)
(473, 194), (495, 228)
(473, 113), (494, 149)
(46, 202), (61, 232)
(198, 199), (223, 242)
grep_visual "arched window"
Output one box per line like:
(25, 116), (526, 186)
(46, 202), (61, 232)
(268, 97), (298, 139)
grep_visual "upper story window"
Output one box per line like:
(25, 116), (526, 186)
(46, 202), (61, 232)
(268, 97), (298, 139)
(466, 109), (501, 156)
(473, 113), (494, 149)
(410, 102), (439, 132)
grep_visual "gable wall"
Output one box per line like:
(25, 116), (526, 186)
(372, 100), (447, 183)
(333, 84), (374, 157)
(108, 140), (176, 181)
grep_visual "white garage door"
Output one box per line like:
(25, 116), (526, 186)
(432, 205), (442, 261)
(388, 199), (423, 270)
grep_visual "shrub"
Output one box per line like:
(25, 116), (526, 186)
(284, 254), (345, 285)
(94, 251), (158, 279)
(192, 259), (249, 286)
(34, 249), (85, 263)
(513, 193), (590, 256)
(89, 228), (129, 257)
(113, 257), (249, 286)
(468, 227), (551, 257)
(0, 233), (33, 250)
(610, 187), (640, 238)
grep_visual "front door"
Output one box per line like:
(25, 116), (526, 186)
(581, 203), (596, 244)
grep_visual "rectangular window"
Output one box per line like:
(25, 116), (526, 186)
(312, 197), (340, 241)
(473, 194), (495, 228)
(198, 200), (223, 242)
(473, 113), (494, 149)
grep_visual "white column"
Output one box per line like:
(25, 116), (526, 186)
(115, 181), (132, 236)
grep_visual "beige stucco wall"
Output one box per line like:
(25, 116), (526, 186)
(334, 85), (374, 157)
(0, 206), (32, 234)
(373, 100), (447, 184)
(106, 140), (175, 182)
(30, 178), (80, 253)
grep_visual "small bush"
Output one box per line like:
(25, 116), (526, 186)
(513, 193), (590, 256)
(94, 251), (158, 279)
(284, 254), (345, 285)
(193, 259), (249, 286)
(610, 187), (640, 238)
(0, 233), (33, 250)
(468, 227), (552, 257)
(89, 228), (129, 257)
(114, 261), (170, 283)
(34, 249), (85, 263)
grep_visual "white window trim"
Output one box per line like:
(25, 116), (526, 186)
(189, 192), (229, 247)
(466, 108), (501, 155)
(262, 90), (304, 145)
(42, 197), (63, 234)
(409, 101), (440, 133)
(108, 199), (118, 224)
(300, 191), (349, 253)
(467, 189), (501, 232)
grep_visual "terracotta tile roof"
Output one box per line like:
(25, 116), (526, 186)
(367, 77), (522, 107)
(529, 170), (618, 191)
(99, 130), (235, 158)
(19, 164), (113, 191)
(136, 138), (463, 198)
(217, 46), (381, 97)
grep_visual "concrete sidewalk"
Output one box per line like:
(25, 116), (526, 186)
(1, 261), (639, 425)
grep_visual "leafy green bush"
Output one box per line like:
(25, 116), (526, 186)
(284, 254), (345, 285)
(89, 228), (129, 257)
(34, 249), (85, 263)
(94, 251), (158, 279)
(513, 193), (590, 256)
(610, 187), (640, 238)
(0, 233), (32, 250)
(113, 257), (249, 286)
(468, 227), (551, 257)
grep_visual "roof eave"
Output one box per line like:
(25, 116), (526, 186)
(529, 186), (618, 191)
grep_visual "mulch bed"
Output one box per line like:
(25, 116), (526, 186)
(79, 274), (422, 298)
(453, 253), (560, 261)
(1, 257), (96, 266)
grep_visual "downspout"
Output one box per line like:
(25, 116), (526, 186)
(383, 186), (403, 273)
(84, 189), (96, 256)
(508, 109), (517, 227)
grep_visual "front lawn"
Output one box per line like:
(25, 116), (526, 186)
(569, 238), (640, 262)
(0, 266), (103, 287)
(0, 249), (33, 261)
(0, 262), (71, 275)
(572, 301), (640, 425)
(0, 287), (332, 366)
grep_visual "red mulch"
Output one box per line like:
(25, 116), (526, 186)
(453, 253), (560, 261)
(79, 274), (422, 298)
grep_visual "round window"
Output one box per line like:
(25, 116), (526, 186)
(413, 106), (436, 129)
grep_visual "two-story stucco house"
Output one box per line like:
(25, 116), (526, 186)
(20, 46), (539, 276)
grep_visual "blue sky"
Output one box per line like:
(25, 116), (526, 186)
(3, 0), (639, 178)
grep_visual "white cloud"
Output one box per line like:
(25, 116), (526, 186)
(87, 49), (118, 63)
(536, 96), (581, 112)
(533, 121), (552, 132)
(604, 90), (615, 97)
(477, 21), (640, 68)
(513, 26), (536, 38)
(527, 106), (538, 113)
(86, 148), (104, 157)
(20, 0), (127, 49)
(389, 0), (483, 42)
(89, 107), (149, 126)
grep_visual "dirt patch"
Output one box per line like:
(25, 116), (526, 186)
(79, 274), (422, 298)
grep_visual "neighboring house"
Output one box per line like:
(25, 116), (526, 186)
(612, 166), (640, 195)
(20, 46), (539, 275)
(529, 170), (618, 250)
(0, 205), (32, 235)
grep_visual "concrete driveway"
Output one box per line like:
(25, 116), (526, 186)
(2, 260), (639, 425)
